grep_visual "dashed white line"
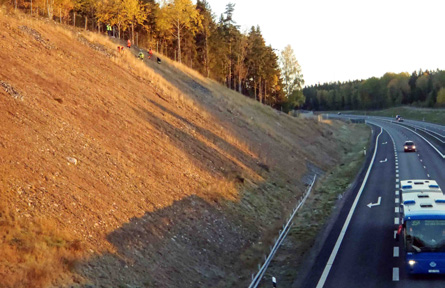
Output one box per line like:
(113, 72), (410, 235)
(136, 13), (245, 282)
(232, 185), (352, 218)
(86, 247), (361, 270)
(396, 184), (399, 189)
(396, 170), (399, 173)
(396, 190), (399, 196)
(395, 198), (400, 204)
(394, 218), (400, 225)
(424, 166), (427, 169)
(396, 179), (399, 183)
(394, 247), (399, 257)
(396, 174), (399, 178)
(393, 267), (399, 281)
(395, 207), (399, 213)
(428, 174), (431, 178)
(394, 230), (397, 239)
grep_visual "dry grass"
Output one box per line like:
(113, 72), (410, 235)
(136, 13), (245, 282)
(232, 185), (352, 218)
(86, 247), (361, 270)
(0, 196), (84, 288)
(0, 11), (373, 288)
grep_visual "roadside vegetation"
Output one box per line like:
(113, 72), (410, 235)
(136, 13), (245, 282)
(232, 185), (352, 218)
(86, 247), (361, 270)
(262, 123), (370, 287)
(303, 70), (445, 111)
(348, 106), (445, 126)
(3, 0), (305, 112)
(0, 10), (370, 288)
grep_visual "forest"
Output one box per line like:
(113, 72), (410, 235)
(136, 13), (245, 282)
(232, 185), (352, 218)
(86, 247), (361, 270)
(6, 0), (444, 113)
(303, 69), (445, 111)
(5, 0), (309, 111)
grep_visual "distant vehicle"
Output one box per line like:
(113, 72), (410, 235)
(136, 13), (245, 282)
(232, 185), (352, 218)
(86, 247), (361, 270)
(404, 141), (416, 152)
(396, 115), (403, 122)
(337, 112), (342, 115)
(399, 179), (445, 274)
(398, 117), (404, 122)
(396, 115), (400, 120)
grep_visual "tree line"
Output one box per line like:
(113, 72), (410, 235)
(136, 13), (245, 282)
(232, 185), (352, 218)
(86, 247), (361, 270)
(8, 0), (306, 112)
(303, 69), (445, 111)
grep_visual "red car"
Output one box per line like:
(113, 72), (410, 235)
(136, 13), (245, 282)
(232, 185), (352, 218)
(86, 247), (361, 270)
(404, 141), (416, 152)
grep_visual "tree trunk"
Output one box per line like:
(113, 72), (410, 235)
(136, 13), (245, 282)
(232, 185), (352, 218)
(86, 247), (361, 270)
(131, 21), (134, 45)
(177, 19), (181, 63)
(46, 0), (54, 19)
(73, 12), (76, 26)
(254, 81), (257, 101)
(85, 16), (87, 30)
(30, 0), (32, 15)
(205, 31), (209, 78)
(264, 80), (267, 104)
(258, 77), (262, 103)
(228, 42), (232, 89)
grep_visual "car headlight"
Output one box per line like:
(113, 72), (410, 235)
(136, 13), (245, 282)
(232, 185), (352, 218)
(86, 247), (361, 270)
(408, 260), (416, 266)
(404, 146), (408, 149)
(412, 146), (416, 149)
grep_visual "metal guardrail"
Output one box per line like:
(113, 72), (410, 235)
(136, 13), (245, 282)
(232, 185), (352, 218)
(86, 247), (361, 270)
(248, 175), (317, 288)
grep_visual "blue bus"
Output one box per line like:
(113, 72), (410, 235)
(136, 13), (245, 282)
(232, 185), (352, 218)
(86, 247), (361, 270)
(400, 179), (445, 274)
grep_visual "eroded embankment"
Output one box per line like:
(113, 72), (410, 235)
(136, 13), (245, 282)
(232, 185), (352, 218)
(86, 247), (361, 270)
(0, 11), (369, 288)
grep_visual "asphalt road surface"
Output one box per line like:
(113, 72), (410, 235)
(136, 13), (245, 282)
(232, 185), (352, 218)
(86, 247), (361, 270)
(301, 116), (445, 288)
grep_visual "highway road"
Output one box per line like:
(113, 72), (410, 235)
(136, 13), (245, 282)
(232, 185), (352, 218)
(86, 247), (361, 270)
(300, 115), (445, 288)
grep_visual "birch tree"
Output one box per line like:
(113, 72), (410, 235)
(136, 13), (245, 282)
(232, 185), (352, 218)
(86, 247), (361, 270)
(280, 44), (304, 97)
(163, 0), (202, 63)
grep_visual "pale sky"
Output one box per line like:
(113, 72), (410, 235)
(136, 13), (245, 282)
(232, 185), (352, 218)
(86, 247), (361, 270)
(203, 0), (445, 86)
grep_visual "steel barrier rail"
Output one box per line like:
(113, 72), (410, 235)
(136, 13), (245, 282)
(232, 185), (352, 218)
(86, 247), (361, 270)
(248, 175), (317, 288)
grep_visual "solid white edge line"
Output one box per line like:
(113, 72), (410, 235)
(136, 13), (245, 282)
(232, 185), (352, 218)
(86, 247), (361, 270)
(315, 126), (383, 288)
(394, 123), (445, 158)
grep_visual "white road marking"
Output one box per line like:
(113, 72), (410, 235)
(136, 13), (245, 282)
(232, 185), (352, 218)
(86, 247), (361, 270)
(394, 218), (400, 225)
(393, 268), (399, 281)
(367, 197), (381, 208)
(428, 174), (431, 178)
(394, 247), (399, 257)
(396, 165), (399, 169)
(424, 166), (427, 169)
(395, 207), (399, 213)
(395, 198), (400, 204)
(396, 179), (399, 183)
(396, 174), (399, 178)
(315, 128), (383, 288)
(394, 230), (397, 239)
(420, 159), (423, 162)
(396, 191), (399, 196)
(396, 184), (399, 189)
(396, 170), (399, 173)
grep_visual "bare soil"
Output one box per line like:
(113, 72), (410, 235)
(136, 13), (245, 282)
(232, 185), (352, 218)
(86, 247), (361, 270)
(0, 11), (370, 288)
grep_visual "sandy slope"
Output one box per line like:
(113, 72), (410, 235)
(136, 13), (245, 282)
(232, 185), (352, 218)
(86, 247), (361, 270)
(0, 11), (367, 288)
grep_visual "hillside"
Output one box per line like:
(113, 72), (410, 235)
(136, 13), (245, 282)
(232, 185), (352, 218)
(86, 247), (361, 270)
(0, 11), (369, 288)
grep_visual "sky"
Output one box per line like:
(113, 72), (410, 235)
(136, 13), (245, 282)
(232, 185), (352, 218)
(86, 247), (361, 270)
(202, 0), (445, 86)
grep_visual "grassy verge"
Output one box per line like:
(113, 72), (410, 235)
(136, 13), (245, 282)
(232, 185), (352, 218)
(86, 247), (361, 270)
(348, 106), (445, 125)
(260, 123), (371, 287)
(0, 196), (84, 288)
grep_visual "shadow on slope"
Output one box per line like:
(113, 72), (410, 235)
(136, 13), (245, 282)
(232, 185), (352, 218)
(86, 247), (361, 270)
(78, 195), (254, 288)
